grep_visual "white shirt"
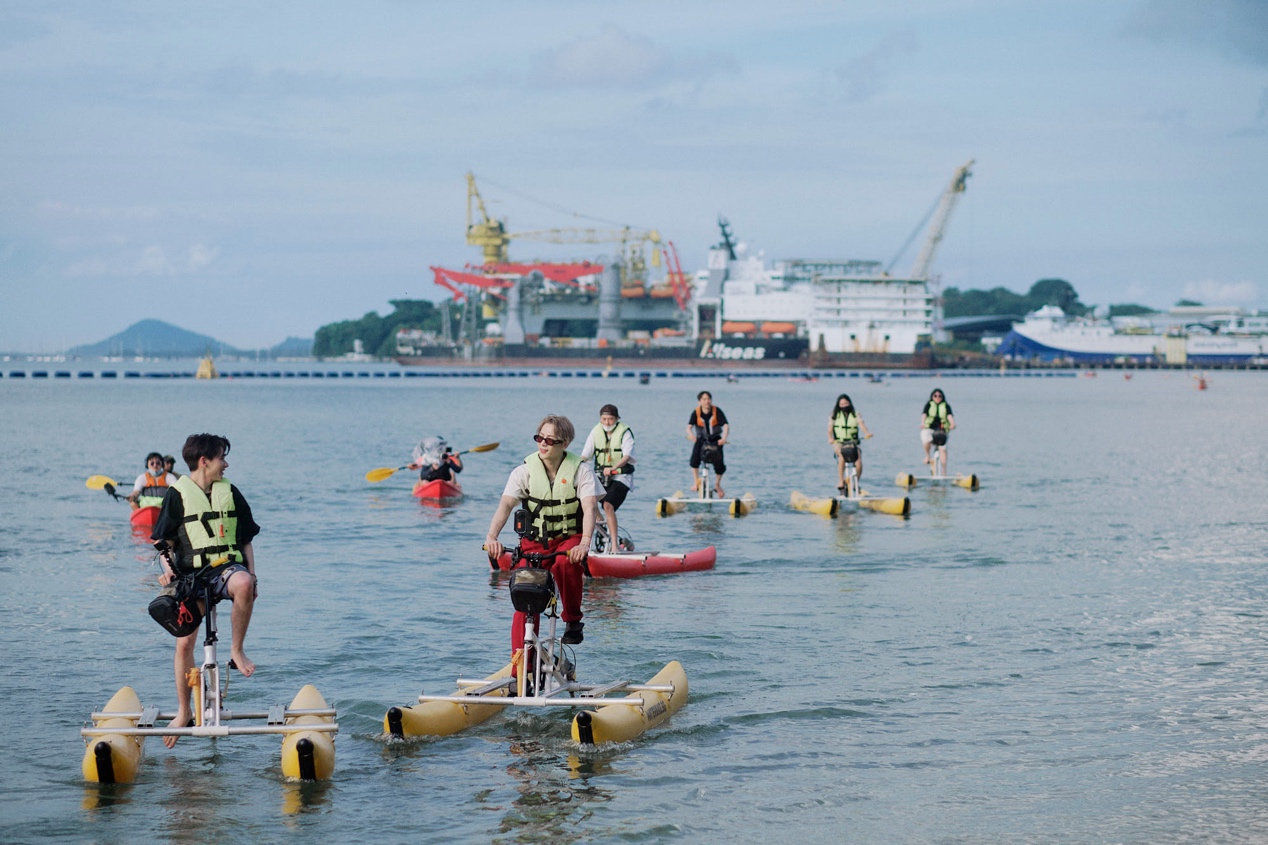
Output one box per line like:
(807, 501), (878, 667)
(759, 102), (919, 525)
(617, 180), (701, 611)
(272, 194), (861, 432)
(501, 456), (602, 501)
(578, 427), (635, 492)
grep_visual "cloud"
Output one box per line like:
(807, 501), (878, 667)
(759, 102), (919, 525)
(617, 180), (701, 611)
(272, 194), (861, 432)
(1181, 279), (1258, 304)
(1123, 0), (1268, 65)
(833, 29), (918, 103)
(529, 24), (731, 90)
(64, 243), (218, 278)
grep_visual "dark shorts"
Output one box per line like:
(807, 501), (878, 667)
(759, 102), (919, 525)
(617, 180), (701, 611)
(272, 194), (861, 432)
(690, 440), (726, 474)
(600, 481), (629, 511)
(205, 562), (250, 601)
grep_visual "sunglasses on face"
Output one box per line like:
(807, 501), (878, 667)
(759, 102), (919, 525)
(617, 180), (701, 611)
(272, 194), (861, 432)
(533, 434), (563, 446)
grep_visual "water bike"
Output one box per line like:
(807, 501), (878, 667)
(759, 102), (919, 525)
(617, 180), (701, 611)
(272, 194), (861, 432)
(81, 575), (338, 784)
(86, 474), (161, 528)
(412, 478), (464, 502)
(654, 452), (756, 517)
(895, 432), (978, 490)
(793, 441), (910, 516)
(385, 521), (687, 745)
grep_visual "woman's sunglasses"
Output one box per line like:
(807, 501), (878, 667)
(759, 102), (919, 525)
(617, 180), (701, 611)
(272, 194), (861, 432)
(533, 434), (563, 446)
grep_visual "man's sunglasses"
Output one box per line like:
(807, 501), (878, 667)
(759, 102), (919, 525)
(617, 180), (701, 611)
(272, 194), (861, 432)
(533, 434), (563, 446)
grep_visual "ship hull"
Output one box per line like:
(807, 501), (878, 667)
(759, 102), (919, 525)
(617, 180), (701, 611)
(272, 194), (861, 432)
(397, 338), (809, 367)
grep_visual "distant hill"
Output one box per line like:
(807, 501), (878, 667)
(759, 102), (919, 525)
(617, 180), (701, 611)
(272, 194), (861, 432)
(270, 336), (313, 358)
(67, 319), (313, 359)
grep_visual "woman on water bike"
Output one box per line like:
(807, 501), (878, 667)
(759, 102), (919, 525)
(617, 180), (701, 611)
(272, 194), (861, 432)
(828, 394), (872, 493)
(485, 415), (600, 650)
(920, 388), (956, 473)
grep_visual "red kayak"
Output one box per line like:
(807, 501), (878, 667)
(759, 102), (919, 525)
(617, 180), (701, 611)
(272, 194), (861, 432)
(493, 545), (716, 579)
(129, 506), (160, 529)
(413, 479), (463, 501)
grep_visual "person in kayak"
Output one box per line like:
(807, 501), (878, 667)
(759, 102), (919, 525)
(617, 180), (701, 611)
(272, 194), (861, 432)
(485, 415), (599, 646)
(828, 394), (872, 493)
(163, 454), (180, 478)
(686, 390), (729, 497)
(128, 452), (177, 510)
(579, 403), (634, 553)
(151, 433), (260, 748)
(920, 388), (956, 470)
(410, 436), (463, 482)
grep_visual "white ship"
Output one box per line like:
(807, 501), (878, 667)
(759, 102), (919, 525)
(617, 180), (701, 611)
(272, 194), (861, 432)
(997, 306), (1268, 365)
(691, 160), (974, 358)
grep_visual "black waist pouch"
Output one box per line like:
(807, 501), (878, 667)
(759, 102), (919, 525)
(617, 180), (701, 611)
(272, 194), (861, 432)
(148, 575), (203, 637)
(509, 568), (555, 615)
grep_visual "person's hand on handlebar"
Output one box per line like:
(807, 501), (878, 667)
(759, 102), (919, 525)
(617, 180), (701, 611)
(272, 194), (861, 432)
(569, 536), (591, 565)
(485, 537), (504, 563)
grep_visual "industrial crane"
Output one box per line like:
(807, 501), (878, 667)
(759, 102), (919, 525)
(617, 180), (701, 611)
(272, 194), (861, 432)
(885, 159), (974, 280)
(465, 172), (662, 282)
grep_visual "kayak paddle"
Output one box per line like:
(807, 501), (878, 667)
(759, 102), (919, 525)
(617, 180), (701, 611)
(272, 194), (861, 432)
(86, 475), (119, 490)
(364, 442), (500, 483)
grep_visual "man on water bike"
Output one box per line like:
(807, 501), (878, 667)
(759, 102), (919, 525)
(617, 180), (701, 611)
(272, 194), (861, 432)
(128, 452), (178, 510)
(485, 415), (600, 647)
(920, 388), (956, 472)
(686, 390), (729, 497)
(578, 403), (634, 553)
(151, 433), (260, 748)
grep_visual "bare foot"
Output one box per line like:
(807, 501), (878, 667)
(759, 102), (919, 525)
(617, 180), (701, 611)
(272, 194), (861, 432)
(164, 712), (193, 749)
(231, 650), (256, 677)
(690, 479), (699, 492)
(715, 486), (725, 498)
(923, 456), (931, 465)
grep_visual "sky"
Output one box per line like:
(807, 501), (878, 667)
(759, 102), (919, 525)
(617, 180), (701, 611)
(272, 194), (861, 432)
(2, 0), (1266, 352)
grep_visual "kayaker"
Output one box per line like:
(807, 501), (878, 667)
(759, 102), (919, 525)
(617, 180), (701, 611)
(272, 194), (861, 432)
(128, 452), (177, 510)
(485, 415), (599, 647)
(920, 388), (956, 471)
(151, 433), (260, 748)
(578, 403), (634, 552)
(163, 454), (180, 478)
(410, 436), (463, 482)
(686, 390), (729, 497)
(828, 394), (872, 492)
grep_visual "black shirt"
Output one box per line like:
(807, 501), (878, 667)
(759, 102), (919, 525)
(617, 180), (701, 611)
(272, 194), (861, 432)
(151, 482), (261, 553)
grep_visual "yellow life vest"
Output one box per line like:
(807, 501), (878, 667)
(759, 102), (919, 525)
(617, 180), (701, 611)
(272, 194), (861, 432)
(172, 476), (243, 574)
(137, 471), (173, 509)
(923, 401), (950, 430)
(589, 422), (631, 470)
(521, 452), (582, 542)
(831, 411), (859, 444)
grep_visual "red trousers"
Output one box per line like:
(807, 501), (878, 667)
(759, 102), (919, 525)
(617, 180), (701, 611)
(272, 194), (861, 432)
(511, 534), (584, 654)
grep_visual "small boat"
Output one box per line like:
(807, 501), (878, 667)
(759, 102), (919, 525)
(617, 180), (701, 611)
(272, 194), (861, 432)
(790, 490), (910, 517)
(384, 660), (687, 746)
(655, 491), (757, 517)
(492, 546), (716, 579)
(280, 685), (338, 781)
(129, 506), (160, 529)
(412, 479), (463, 501)
(82, 686), (145, 784)
(896, 472), (979, 491)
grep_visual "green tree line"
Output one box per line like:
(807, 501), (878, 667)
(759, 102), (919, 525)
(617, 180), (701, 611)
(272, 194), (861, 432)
(313, 299), (455, 358)
(943, 278), (1157, 320)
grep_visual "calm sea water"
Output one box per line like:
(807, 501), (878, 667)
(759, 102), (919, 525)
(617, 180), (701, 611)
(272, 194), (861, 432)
(2, 368), (1266, 843)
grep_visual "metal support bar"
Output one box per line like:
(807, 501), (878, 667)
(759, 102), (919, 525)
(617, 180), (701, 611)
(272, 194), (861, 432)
(89, 707), (337, 721)
(416, 693), (644, 708)
(137, 705), (160, 728)
(82, 723), (339, 738)
(267, 705), (286, 725)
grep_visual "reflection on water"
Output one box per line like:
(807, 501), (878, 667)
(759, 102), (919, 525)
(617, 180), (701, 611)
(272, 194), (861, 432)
(281, 780), (334, 818)
(495, 739), (613, 844)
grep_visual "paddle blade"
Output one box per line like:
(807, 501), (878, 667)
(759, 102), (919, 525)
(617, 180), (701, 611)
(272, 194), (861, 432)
(365, 467), (399, 483)
(463, 442), (500, 454)
(86, 475), (118, 490)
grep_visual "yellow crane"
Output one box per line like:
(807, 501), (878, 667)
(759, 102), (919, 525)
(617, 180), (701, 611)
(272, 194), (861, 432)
(465, 172), (662, 283)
